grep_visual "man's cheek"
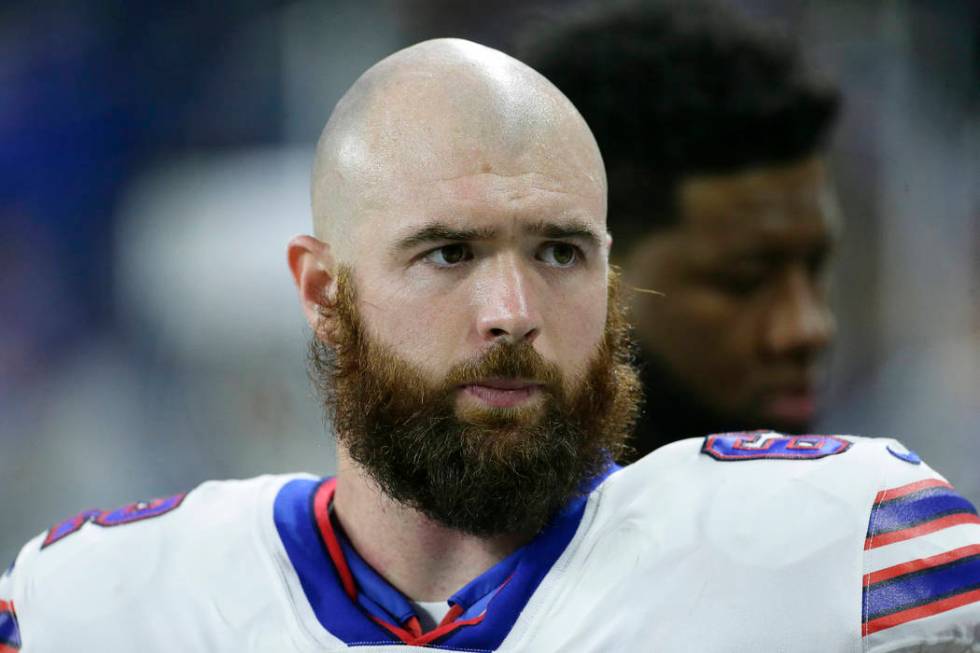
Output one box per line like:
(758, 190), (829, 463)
(558, 325), (605, 381)
(362, 303), (439, 352)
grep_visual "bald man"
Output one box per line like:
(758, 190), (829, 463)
(3, 39), (979, 652)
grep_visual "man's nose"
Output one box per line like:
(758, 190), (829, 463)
(762, 267), (835, 359)
(475, 255), (541, 345)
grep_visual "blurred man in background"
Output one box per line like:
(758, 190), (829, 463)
(523, 0), (842, 458)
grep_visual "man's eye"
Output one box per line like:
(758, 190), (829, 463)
(538, 242), (580, 267)
(424, 244), (472, 267)
(711, 266), (768, 296)
(720, 274), (766, 296)
(807, 248), (832, 278)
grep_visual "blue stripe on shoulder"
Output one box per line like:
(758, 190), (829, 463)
(868, 487), (978, 537)
(864, 554), (980, 620)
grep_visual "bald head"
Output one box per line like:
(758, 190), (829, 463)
(310, 38), (605, 259)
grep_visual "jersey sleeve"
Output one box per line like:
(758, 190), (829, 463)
(0, 490), (188, 652)
(0, 534), (39, 652)
(861, 438), (980, 652)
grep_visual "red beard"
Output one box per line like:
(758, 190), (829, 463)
(309, 266), (642, 536)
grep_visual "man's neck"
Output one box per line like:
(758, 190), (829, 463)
(629, 351), (812, 461)
(331, 449), (526, 602)
(628, 353), (728, 460)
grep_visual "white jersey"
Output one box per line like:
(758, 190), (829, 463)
(2, 433), (979, 652)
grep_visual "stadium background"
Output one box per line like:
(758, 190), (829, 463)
(1, 0), (977, 562)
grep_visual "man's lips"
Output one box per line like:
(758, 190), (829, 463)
(460, 379), (543, 408)
(763, 388), (818, 425)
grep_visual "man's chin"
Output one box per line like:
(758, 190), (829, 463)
(454, 389), (547, 426)
(757, 393), (820, 433)
(456, 403), (545, 434)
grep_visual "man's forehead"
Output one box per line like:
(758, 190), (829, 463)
(389, 166), (601, 204)
(638, 159), (837, 267)
(680, 209), (837, 263)
(679, 159), (835, 234)
(682, 157), (827, 214)
(354, 106), (604, 192)
(330, 44), (593, 184)
(311, 38), (606, 254)
(356, 172), (605, 247)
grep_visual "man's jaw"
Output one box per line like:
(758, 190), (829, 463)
(758, 364), (828, 430)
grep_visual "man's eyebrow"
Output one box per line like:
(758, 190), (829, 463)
(390, 219), (603, 254)
(392, 223), (497, 252)
(525, 219), (603, 247)
(718, 235), (837, 264)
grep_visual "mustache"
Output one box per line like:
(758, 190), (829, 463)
(443, 340), (564, 391)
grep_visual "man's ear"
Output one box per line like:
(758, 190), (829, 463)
(287, 235), (337, 334)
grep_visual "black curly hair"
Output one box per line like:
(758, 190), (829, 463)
(518, 0), (841, 241)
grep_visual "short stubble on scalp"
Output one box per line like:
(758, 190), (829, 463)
(309, 38), (607, 263)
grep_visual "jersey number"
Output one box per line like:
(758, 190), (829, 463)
(41, 493), (186, 549)
(702, 431), (852, 461)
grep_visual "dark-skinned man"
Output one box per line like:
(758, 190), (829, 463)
(523, 0), (841, 458)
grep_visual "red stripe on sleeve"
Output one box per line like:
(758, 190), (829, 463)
(0, 644), (19, 653)
(875, 479), (953, 504)
(864, 587), (980, 636)
(0, 600), (12, 613)
(865, 544), (980, 585)
(865, 513), (980, 550)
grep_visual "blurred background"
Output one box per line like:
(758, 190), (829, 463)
(1, 0), (977, 562)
